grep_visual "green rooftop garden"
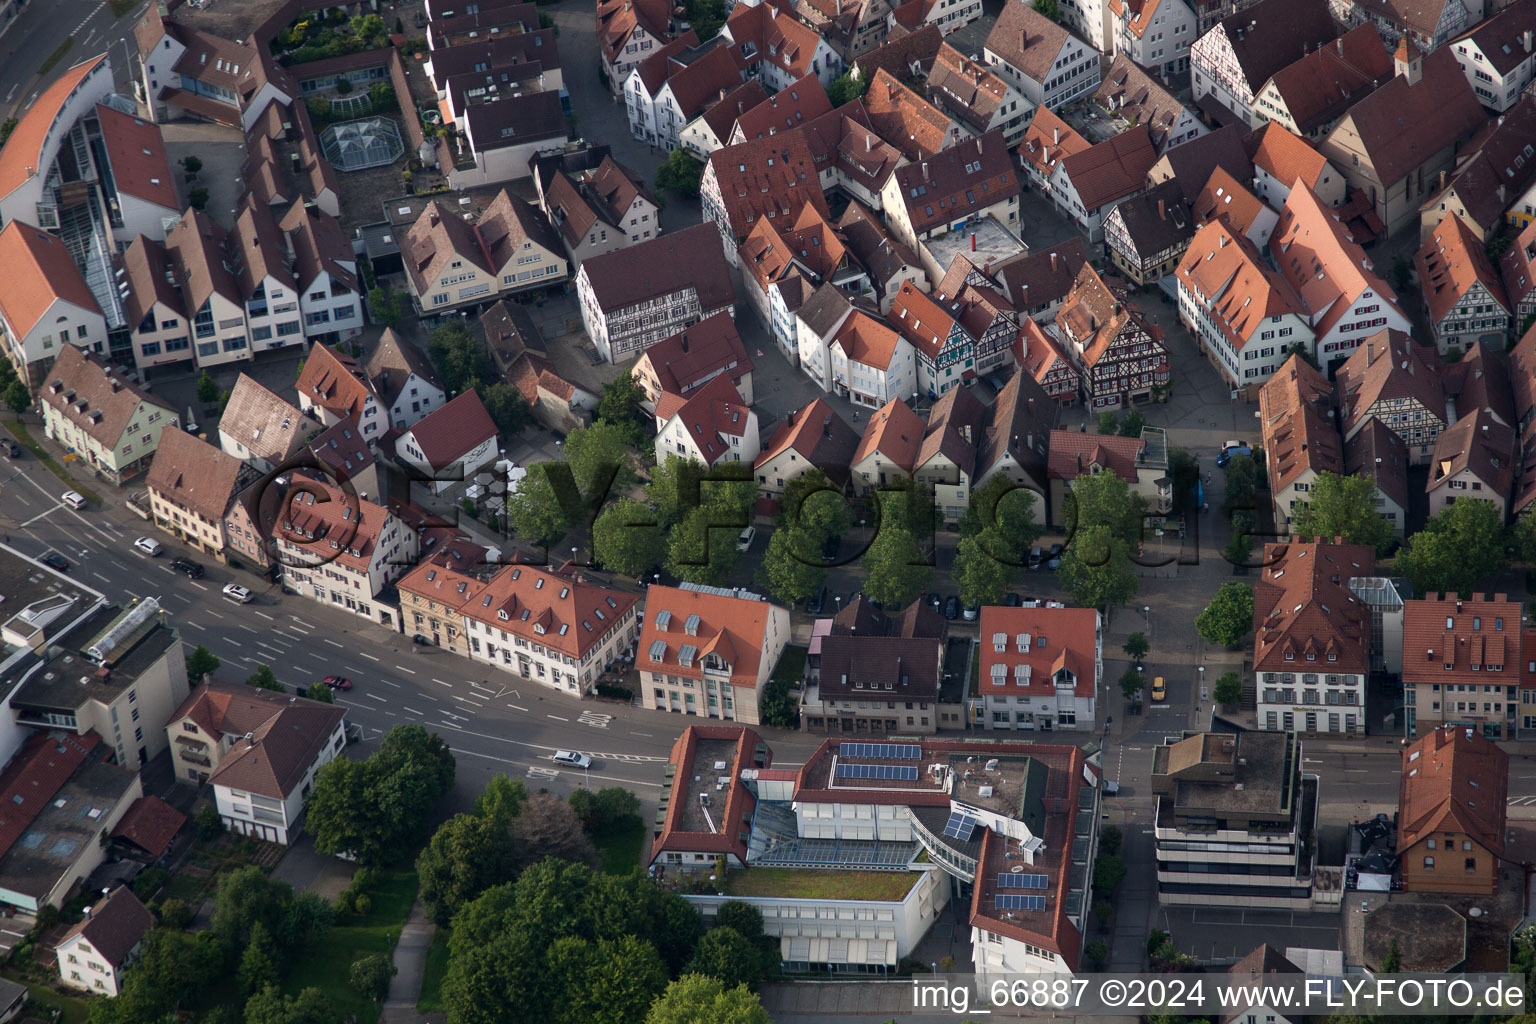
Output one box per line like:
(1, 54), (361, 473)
(721, 868), (921, 902)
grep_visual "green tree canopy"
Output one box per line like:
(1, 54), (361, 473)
(507, 463), (573, 547)
(479, 381), (532, 439)
(186, 645), (221, 682)
(1214, 671), (1243, 706)
(1289, 471), (1393, 553)
(655, 149), (704, 195)
(954, 533), (1015, 607)
(1057, 524), (1138, 613)
(687, 927), (767, 992)
(1119, 667), (1144, 700)
(308, 724), (455, 865)
(597, 370), (650, 449)
(304, 681), (334, 703)
(592, 497), (664, 577)
(417, 812), (518, 926)
(350, 952), (397, 1003)
(564, 420), (637, 496)
(860, 523), (931, 606)
(1123, 632), (1150, 660)
(246, 665), (283, 692)
(1196, 582), (1255, 648)
(645, 975), (771, 1024)
(243, 984), (341, 1024)
(474, 774), (528, 825)
(1065, 470), (1147, 546)
(825, 72), (869, 106)
(1394, 498), (1507, 598)
(758, 526), (826, 606)
(428, 321), (493, 395)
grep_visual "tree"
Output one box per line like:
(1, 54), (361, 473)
(238, 921), (282, 995)
(429, 320), (493, 394)
(304, 681), (334, 703)
(212, 865), (294, 957)
(597, 370), (649, 448)
(1382, 937), (1402, 974)
(1214, 671), (1243, 706)
(1119, 667), (1143, 700)
(1058, 525), (1138, 614)
(1099, 824), (1122, 856)
(350, 12), (388, 39)
(510, 792), (597, 870)
(308, 724), (455, 865)
(1119, 408), (1146, 437)
(665, 502), (742, 586)
(417, 812), (517, 926)
(759, 677), (798, 728)
(0, 117), (16, 148)
(4, 378), (30, 415)
(958, 475), (1040, 565)
(564, 420), (636, 495)
(592, 498), (664, 576)
(1097, 410), (1119, 434)
(954, 533), (1014, 607)
(507, 463), (573, 547)
(1196, 582), (1254, 648)
(197, 370), (219, 404)
(646, 975), (771, 1024)
(825, 72), (869, 106)
(350, 952), (396, 1003)
(187, 645), (221, 682)
(1093, 898), (1114, 928)
(779, 467), (855, 544)
(1394, 499), (1507, 598)
(246, 665), (283, 691)
(861, 523), (931, 606)
(546, 935), (669, 1024)
(1085, 939), (1108, 968)
(1065, 470), (1147, 545)
(688, 927), (766, 991)
(758, 526), (826, 606)
(334, 76), (354, 94)
(474, 774), (528, 825)
(195, 803), (224, 841)
(1222, 454), (1259, 516)
(1168, 447), (1199, 514)
(1123, 632), (1150, 660)
(189, 186), (210, 210)
(243, 984), (341, 1024)
(479, 381), (532, 439)
(1092, 853), (1127, 895)
(368, 286), (403, 329)
(1034, 0), (1060, 19)
(655, 149), (704, 195)
(1290, 471), (1393, 553)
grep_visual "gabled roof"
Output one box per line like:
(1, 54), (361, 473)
(658, 43), (743, 123)
(889, 279), (959, 360)
(1017, 317), (1079, 391)
(1246, 121), (1330, 190)
(1428, 407), (1516, 499)
(985, 0), (1073, 83)
(754, 398), (858, 487)
(94, 103), (178, 210)
(640, 584), (780, 686)
(110, 795), (186, 860)
(1454, 0), (1536, 76)
(853, 397), (925, 470)
(403, 390), (498, 470)
(1399, 724), (1508, 855)
(799, 102), (903, 195)
(977, 368), (1055, 481)
(1210, 0), (1335, 92)
(1058, 125), (1157, 211)
(401, 200), (494, 297)
(0, 221), (101, 338)
(364, 329), (442, 410)
(1329, 46), (1483, 188)
(1252, 540), (1374, 673)
(1502, 216), (1536, 311)
(1259, 355), (1341, 492)
(631, 32), (701, 94)
(1344, 417), (1410, 512)
(1269, 182), (1405, 339)
(1176, 219), (1306, 352)
(833, 310), (905, 370)
(721, 2), (829, 81)
(1415, 213), (1510, 325)
(976, 604), (1098, 698)
(916, 382), (985, 471)
(891, 130), (1018, 235)
(732, 74), (832, 141)
(118, 235), (184, 329)
(1356, 0), (1459, 41)
(706, 129), (831, 241)
(1508, 319), (1536, 427)
(40, 345), (171, 449)
(1109, 179), (1192, 258)
(991, 238), (1090, 312)
(831, 595), (946, 638)
(230, 198), (296, 296)
(863, 68), (952, 160)
(1192, 166), (1268, 237)
(698, 79), (771, 146)
(836, 200), (922, 286)
(1151, 123), (1251, 205)
(854, 24), (944, 83)
(1046, 428), (1145, 481)
(57, 886), (152, 967)
(659, 372), (753, 462)
(460, 562), (640, 658)
(307, 415), (375, 487)
(1053, 263), (1159, 370)
(1093, 56), (1192, 151)
(147, 428), (249, 522)
(0, 732), (98, 862)
(579, 221), (735, 311)
(297, 343), (377, 421)
(219, 374), (306, 465)
(1018, 107), (1089, 183)
(1334, 329), (1445, 437)
(174, 682), (347, 800)
(1259, 24), (1392, 137)
(0, 56), (106, 203)
(164, 207), (242, 315)
(598, 0), (673, 63)
(637, 311), (754, 398)
(925, 43), (1011, 135)
(279, 200), (356, 294)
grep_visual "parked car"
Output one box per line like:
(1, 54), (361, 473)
(60, 491), (87, 510)
(171, 558), (205, 579)
(943, 595), (960, 620)
(1005, 593), (1023, 606)
(805, 586), (828, 615)
(0, 439), (20, 458)
(1151, 676), (1167, 702)
(221, 583), (252, 603)
(1103, 780), (1120, 796)
(133, 536), (162, 557)
(40, 550), (69, 571)
(735, 526), (756, 552)
(1028, 546), (1043, 571)
(323, 674), (353, 691)
(553, 750), (592, 769)
(962, 602), (978, 621)
(411, 633), (433, 646)
(1216, 440), (1252, 467)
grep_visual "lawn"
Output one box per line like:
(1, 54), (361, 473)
(37, 38), (73, 75)
(2, 421), (102, 505)
(416, 928), (450, 1013)
(11, 978), (89, 1024)
(771, 644), (807, 686)
(594, 814), (645, 875)
(283, 868), (418, 1024)
(721, 868), (919, 902)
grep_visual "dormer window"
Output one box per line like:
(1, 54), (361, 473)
(1284, 651), (1295, 661)
(497, 609), (509, 621)
(533, 623), (546, 635)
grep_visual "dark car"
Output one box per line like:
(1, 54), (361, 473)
(929, 592), (942, 609)
(943, 595), (960, 620)
(0, 439), (20, 458)
(323, 674), (353, 690)
(40, 550), (69, 572)
(171, 558), (204, 579)
(1005, 592), (1023, 606)
(805, 586), (828, 615)
(411, 633), (433, 646)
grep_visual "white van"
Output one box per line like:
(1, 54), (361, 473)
(61, 491), (87, 510)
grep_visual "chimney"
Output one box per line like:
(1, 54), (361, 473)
(1439, 169), (1447, 191)
(977, 135), (983, 154)
(922, 161), (929, 178)
(1157, 198), (1166, 220)
(681, 332), (689, 352)
(1525, 29), (1533, 52)
(971, 232), (976, 251)
(823, 415), (831, 436)
(428, 208), (440, 227)
(1050, 251), (1059, 272)
(1052, 126), (1060, 145)
(1337, 36), (1343, 54)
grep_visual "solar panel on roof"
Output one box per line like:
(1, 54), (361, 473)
(835, 763), (920, 781)
(994, 894), (1047, 911)
(997, 873), (1050, 889)
(838, 742), (921, 759)
(942, 810), (978, 841)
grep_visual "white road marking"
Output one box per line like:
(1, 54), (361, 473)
(630, 731), (653, 737)
(397, 666), (416, 675)
(432, 678), (450, 687)
(359, 652), (380, 662)
(323, 639), (343, 648)
(288, 621), (312, 633)
(254, 611), (275, 621)
(508, 704), (528, 712)
(225, 638), (243, 648)
(470, 681), (497, 694)
(255, 642), (285, 657)
(205, 609), (223, 620)
(20, 507), (58, 528)
(528, 766), (560, 780)
(366, 693), (386, 702)
(547, 714), (569, 721)
(403, 707), (423, 716)
(380, 680), (401, 690)
(90, 571), (109, 583)
(190, 581), (208, 591)
(452, 693), (484, 706)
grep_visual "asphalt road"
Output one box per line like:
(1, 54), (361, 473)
(0, 0), (144, 121)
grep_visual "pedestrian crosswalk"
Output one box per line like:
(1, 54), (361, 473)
(1508, 795), (1536, 806)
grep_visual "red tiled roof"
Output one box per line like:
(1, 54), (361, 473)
(1252, 540), (1374, 673)
(296, 344), (377, 422)
(110, 795), (186, 860)
(58, 886), (152, 969)
(976, 605), (1098, 698)
(402, 390), (497, 471)
(1334, 329), (1444, 438)
(1399, 722), (1508, 855)
(650, 725), (766, 864)
(1415, 213), (1511, 326)
(0, 732), (99, 861)
(640, 583), (778, 687)
(891, 129), (1018, 235)
(852, 396), (925, 470)
(0, 221), (101, 338)
(863, 68), (952, 160)
(755, 397), (858, 482)
(460, 563), (639, 660)
(1258, 355), (1340, 493)
(732, 73), (832, 141)
(94, 103), (177, 210)
(833, 309), (904, 370)
(658, 371), (753, 464)
(1246, 122), (1329, 190)
(1046, 428), (1145, 482)
(1058, 124), (1157, 211)
(1269, 182), (1405, 341)
(0, 57), (106, 202)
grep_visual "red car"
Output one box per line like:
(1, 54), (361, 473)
(323, 675), (353, 691)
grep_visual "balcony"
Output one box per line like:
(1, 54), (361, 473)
(180, 753), (211, 768)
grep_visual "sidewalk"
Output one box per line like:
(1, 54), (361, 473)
(380, 899), (437, 1024)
